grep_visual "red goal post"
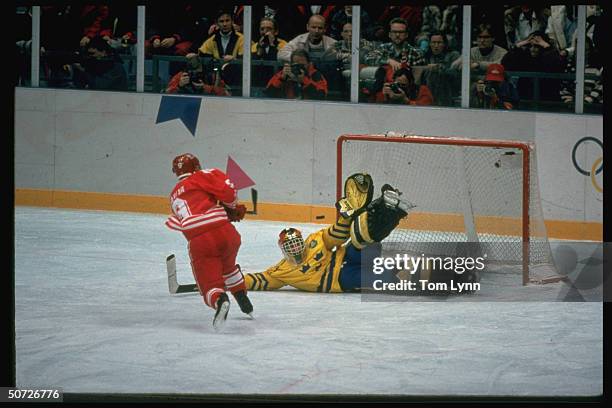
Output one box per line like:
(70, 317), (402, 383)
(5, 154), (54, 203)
(336, 133), (560, 286)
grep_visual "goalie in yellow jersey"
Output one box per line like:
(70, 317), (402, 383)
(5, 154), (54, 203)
(244, 173), (416, 293)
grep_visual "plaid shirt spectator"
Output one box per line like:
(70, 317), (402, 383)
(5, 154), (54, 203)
(364, 40), (425, 67)
(332, 38), (376, 69)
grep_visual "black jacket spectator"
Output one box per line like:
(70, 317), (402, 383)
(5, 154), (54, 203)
(329, 6), (375, 41)
(501, 31), (564, 101)
(144, 4), (195, 56)
(72, 37), (127, 91)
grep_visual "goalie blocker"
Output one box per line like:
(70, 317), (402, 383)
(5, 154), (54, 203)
(350, 184), (416, 250)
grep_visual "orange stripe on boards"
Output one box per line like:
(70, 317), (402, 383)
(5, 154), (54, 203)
(15, 189), (602, 241)
(250, 203), (336, 224)
(15, 189), (168, 214)
(398, 213), (602, 241)
(15, 189), (55, 207)
(544, 220), (602, 242)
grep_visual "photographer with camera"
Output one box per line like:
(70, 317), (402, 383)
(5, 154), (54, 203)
(265, 49), (328, 100)
(251, 17), (287, 90)
(253, 17), (287, 61)
(165, 55), (230, 96)
(376, 67), (433, 105)
(70, 36), (127, 91)
(470, 63), (518, 110)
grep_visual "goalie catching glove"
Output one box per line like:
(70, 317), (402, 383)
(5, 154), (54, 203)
(335, 173), (374, 219)
(223, 204), (247, 222)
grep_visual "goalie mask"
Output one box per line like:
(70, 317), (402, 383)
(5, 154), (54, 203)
(278, 227), (306, 265)
(172, 153), (201, 179)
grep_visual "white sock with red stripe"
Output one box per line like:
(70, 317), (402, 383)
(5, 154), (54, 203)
(223, 266), (247, 293)
(204, 287), (226, 309)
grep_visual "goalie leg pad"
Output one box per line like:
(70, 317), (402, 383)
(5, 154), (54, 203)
(351, 195), (410, 248)
(336, 173), (374, 218)
(368, 203), (403, 242)
(350, 211), (374, 250)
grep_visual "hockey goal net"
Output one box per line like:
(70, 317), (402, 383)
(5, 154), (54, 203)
(337, 133), (561, 285)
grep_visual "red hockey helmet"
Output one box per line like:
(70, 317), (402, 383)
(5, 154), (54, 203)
(278, 227), (306, 265)
(172, 153), (201, 178)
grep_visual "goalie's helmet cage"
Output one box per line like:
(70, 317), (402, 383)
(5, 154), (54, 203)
(278, 228), (306, 265)
(172, 153), (201, 179)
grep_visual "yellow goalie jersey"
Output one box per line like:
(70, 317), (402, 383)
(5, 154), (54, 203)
(245, 227), (349, 293)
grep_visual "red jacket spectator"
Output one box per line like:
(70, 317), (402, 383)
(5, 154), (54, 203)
(374, 84), (433, 105)
(373, 66), (433, 105)
(265, 50), (328, 100)
(165, 71), (229, 96)
(165, 56), (230, 96)
(80, 5), (111, 40)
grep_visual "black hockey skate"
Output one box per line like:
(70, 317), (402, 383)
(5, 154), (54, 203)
(213, 293), (230, 331)
(233, 290), (254, 318)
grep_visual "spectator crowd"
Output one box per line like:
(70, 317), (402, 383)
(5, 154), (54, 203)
(16, 4), (603, 111)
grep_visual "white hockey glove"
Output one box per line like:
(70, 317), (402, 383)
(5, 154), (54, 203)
(382, 188), (416, 214)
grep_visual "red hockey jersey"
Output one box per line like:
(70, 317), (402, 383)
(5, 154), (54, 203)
(165, 168), (238, 240)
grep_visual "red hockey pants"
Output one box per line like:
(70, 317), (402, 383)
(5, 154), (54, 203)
(187, 222), (245, 309)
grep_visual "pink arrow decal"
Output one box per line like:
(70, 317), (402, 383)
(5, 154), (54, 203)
(226, 156), (256, 191)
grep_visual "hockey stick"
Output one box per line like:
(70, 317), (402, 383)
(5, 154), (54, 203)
(166, 254), (199, 294)
(245, 188), (258, 215)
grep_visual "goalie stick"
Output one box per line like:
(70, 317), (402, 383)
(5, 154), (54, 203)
(166, 254), (199, 294)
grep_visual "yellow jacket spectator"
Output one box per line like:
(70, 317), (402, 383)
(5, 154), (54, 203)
(251, 38), (287, 58)
(197, 10), (244, 61)
(251, 17), (288, 61)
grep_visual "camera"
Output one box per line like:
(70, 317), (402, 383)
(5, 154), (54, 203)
(483, 85), (496, 96)
(187, 70), (204, 82)
(389, 82), (403, 94)
(261, 35), (270, 46)
(291, 63), (305, 77)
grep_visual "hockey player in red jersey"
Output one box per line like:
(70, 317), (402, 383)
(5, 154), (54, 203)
(165, 153), (253, 330)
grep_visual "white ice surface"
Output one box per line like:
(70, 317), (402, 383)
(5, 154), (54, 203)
(14, 207), (602, 396)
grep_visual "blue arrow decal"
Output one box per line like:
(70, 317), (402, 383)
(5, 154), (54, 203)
(156, 96), (201, 137)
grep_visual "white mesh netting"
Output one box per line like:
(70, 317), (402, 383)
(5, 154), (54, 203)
(339, 134), (557, 282)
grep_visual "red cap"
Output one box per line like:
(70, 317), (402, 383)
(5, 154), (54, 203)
(485, 64), (505, 82)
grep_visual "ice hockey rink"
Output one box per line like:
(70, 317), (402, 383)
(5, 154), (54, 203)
(14, 206), (602, 396)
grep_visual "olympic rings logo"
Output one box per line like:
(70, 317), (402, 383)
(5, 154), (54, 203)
(571, 137), (603, 193)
